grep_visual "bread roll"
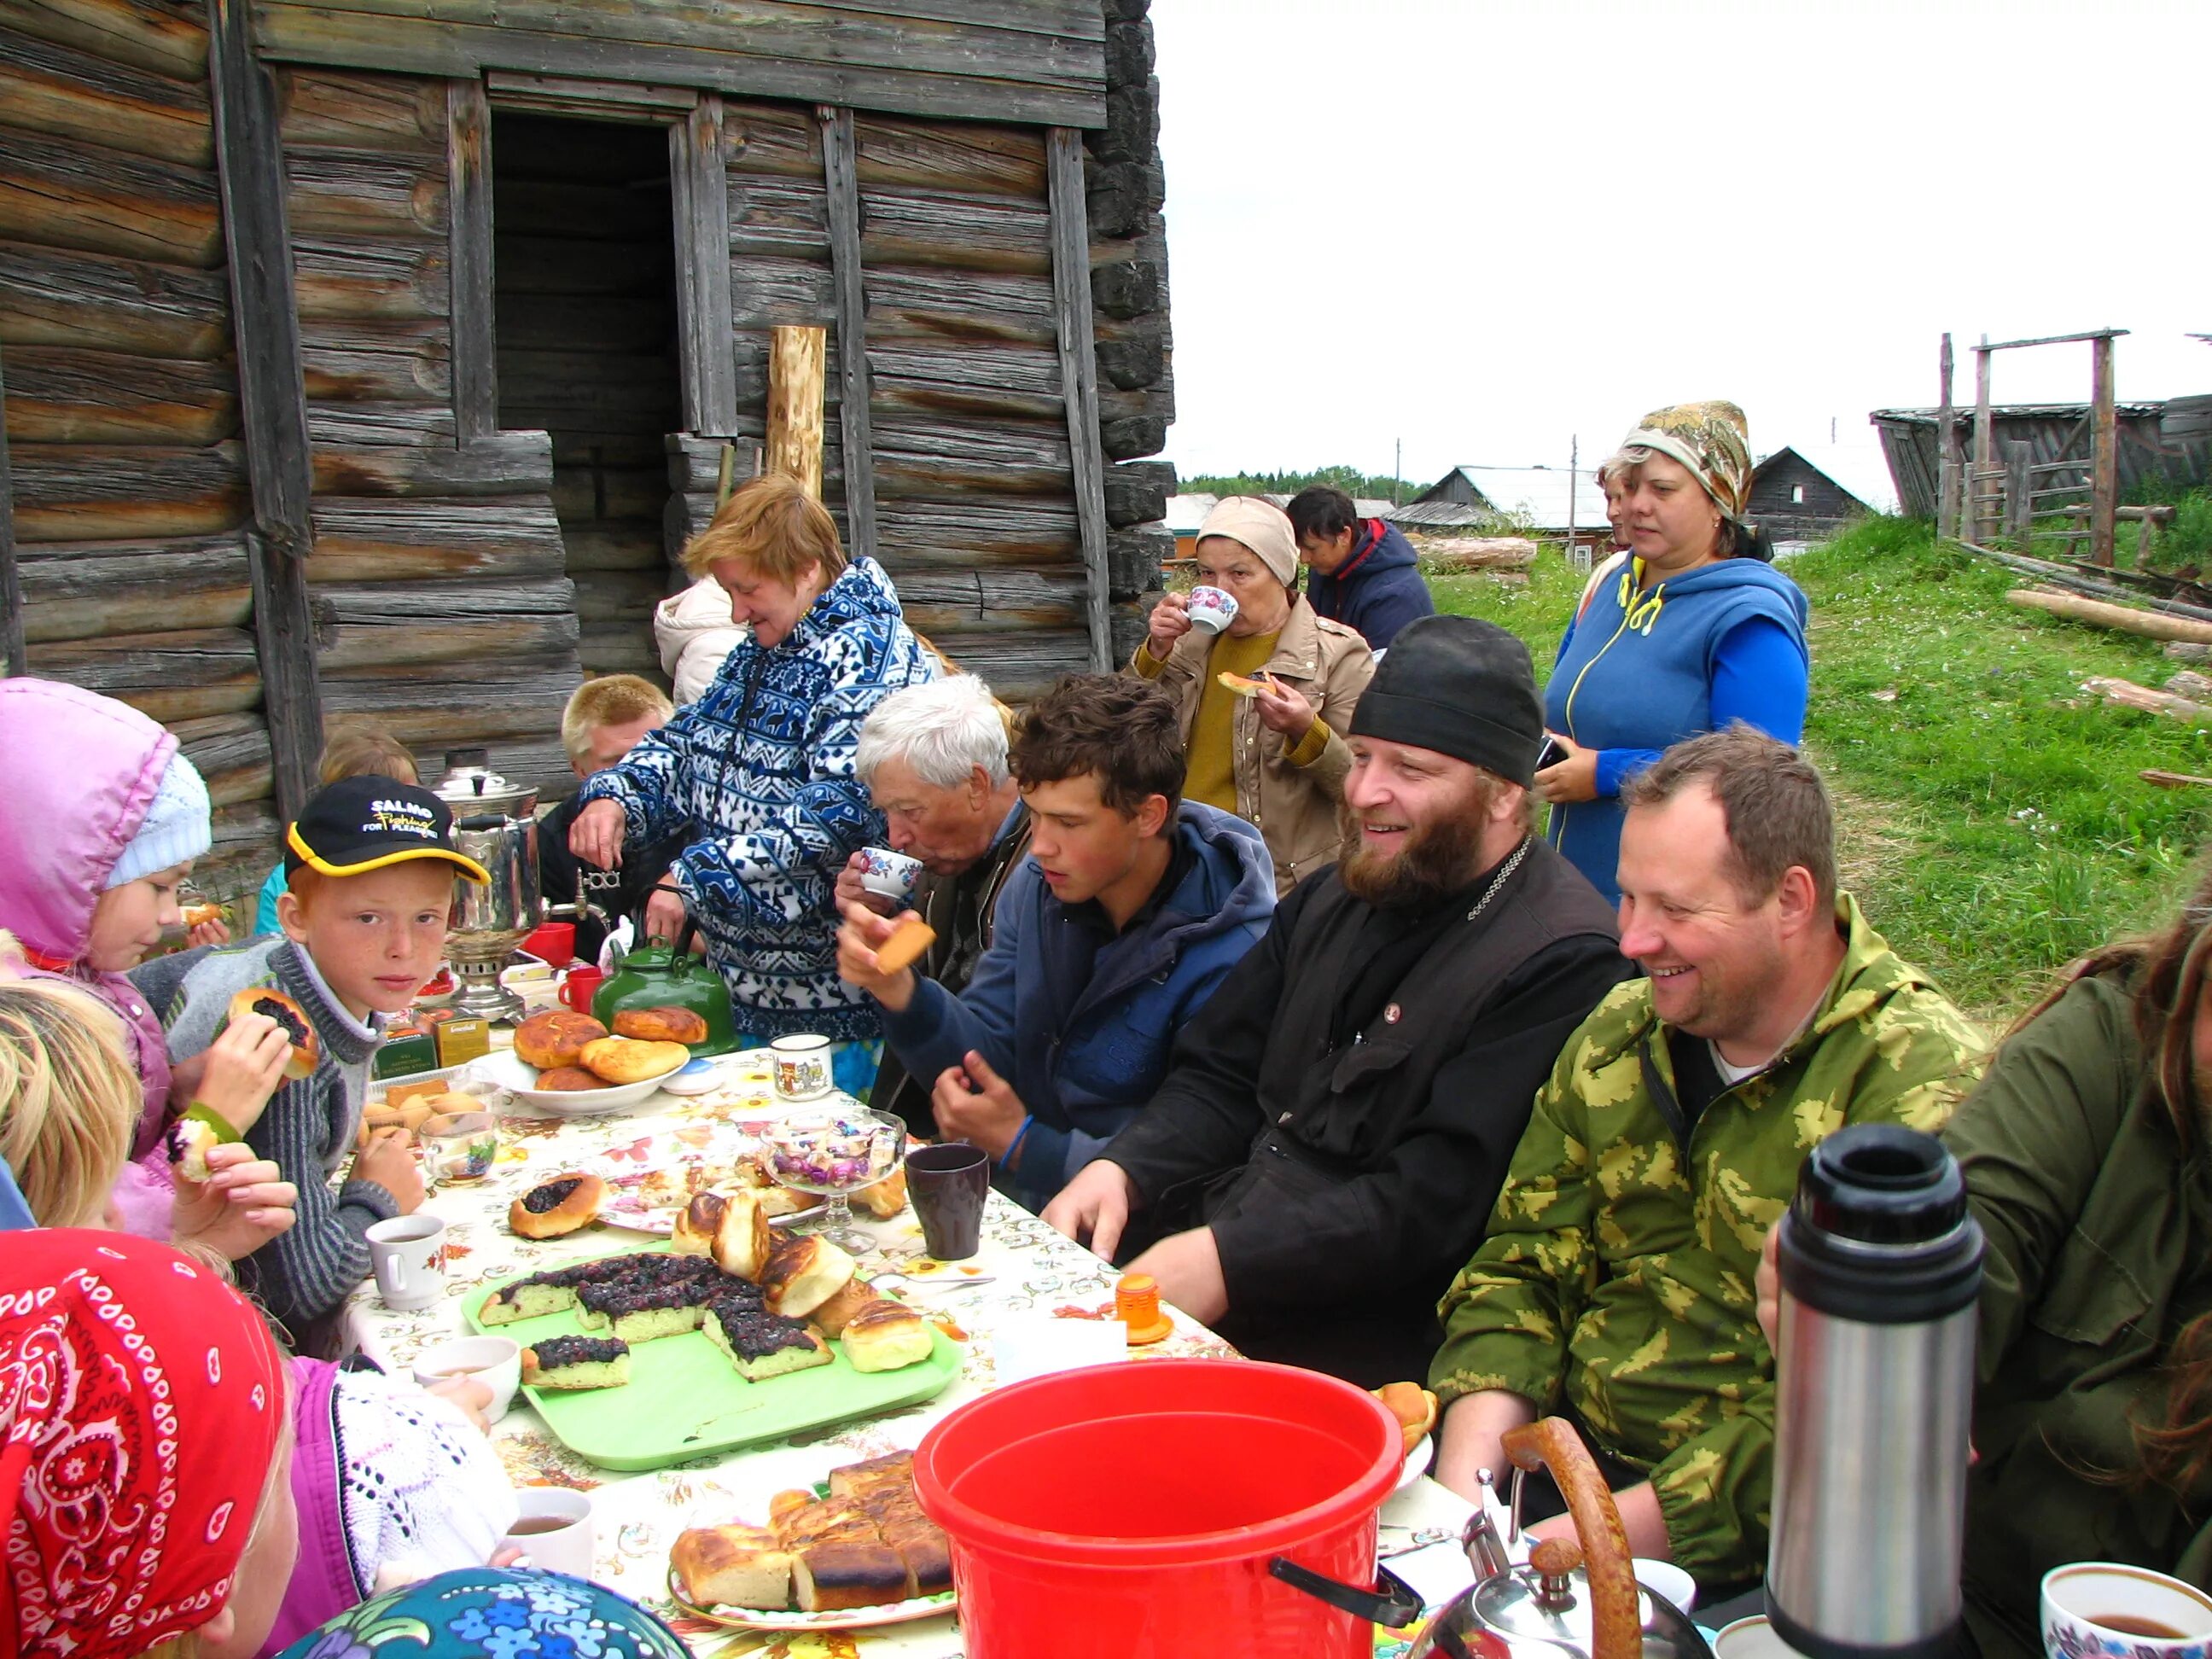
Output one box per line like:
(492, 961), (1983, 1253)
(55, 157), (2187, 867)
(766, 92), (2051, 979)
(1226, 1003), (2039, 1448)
(533, 1066), (603, 1092)
(841, 1301), (934, 1373)
(1373, 1382), (1439, 1454)
(826, 1450), (915, 1501)
(514, 1009), (607, 1069)
(760, 1235), (856, 1318)
(854, 1167), (906, 1220)
(612, 1004), (709, 1044)
(711, 1189), (773, 1282)
(792, 1543), (910, 1612)
(168, 1118), (218, 1184)
(671, 1190), (726, 1257)
(893, 1534), (953, 1598)
(509, 1173), (607, 1238)
(806, 1278), (878, 1338)
(579, 1035), (689, 1086)
(672, 1525), (791, 1610)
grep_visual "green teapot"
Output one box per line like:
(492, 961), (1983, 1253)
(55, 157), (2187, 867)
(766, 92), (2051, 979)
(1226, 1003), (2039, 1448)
(590, 915), (738, 1056)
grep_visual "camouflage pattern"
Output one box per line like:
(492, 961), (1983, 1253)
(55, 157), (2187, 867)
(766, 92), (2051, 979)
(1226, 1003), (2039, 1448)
(1622, 400), (1754, 519)
(1429, 894), (1987, 1580)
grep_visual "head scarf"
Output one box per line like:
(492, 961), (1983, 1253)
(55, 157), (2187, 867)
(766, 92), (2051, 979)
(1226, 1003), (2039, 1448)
(1621, 400), (1754, 521)
(274, 1569), (692, 1659)
(1196, 497), (1300, 585)
(2, 1230), (286, 1659)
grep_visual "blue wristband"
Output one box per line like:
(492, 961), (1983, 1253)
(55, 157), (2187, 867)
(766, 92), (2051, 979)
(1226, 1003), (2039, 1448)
(1000, 1115), (1034, 1171)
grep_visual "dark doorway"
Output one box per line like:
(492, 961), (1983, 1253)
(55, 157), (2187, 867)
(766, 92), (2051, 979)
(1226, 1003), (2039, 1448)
(492, 113), (681, 684)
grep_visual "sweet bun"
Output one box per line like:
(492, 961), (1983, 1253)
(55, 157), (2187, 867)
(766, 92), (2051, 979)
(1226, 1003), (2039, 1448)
(579, 1036), (689, 1086)
(872, 914), (935, 975)
(793, 1543), (910, 1613)
(1373, 1381), (1440, 1454)
(760, 1235), (856, 1318)
(1216, 669), (1273, 699)
(672, 1524), (792, 1611)
(514, 1009), (608, 1070)
(853, 1167), (906, 1220)
(168, 1118), (218, 1184)
(180, 901), (224, 928)
(509, 1173), (607, 1238)
(225, 987), (318, 1080)
(671, 1190), (726, 1257)
(533, 1066), (603, 1092)
(806, 1278), (876, 1338)
(612, 1004), (709, 1045)
(711, 1189), (774, 1282)
(840, 1301), (934, 1373)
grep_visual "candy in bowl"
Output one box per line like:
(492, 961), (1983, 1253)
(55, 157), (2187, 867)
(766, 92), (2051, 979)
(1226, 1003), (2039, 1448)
(760, 1106), (905, 1250)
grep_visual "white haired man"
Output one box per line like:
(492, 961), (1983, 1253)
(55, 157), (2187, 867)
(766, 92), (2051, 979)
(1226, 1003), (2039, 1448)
(836, 674), (1031, 1133)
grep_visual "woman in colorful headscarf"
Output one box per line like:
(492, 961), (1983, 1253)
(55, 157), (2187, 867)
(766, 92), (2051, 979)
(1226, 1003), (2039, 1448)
(1535, 401), (1810, 905)
(3, 1229), (296, 1659)
(272, 1569), (690, 1659)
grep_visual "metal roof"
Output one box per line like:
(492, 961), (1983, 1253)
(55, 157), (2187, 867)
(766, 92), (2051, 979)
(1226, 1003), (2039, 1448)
(1415, 466), (1605, 533)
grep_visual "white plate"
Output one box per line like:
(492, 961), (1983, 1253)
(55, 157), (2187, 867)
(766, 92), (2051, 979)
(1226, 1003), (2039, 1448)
(585, 1128), (824, 1234)
(668, 1573), (955, 1633)
(474, 1049), (669, 1117)
(1394, 1435), (1434, 1493)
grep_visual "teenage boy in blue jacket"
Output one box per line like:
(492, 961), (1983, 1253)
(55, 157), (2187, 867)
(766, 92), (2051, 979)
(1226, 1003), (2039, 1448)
(837, 674), (1276, 1214)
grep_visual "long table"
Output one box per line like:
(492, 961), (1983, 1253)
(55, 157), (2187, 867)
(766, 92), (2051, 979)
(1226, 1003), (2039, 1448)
(343, 1067), (1476, 1655)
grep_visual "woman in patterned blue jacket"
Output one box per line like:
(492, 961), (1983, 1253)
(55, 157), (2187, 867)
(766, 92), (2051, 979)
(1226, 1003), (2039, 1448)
(570, 474), (936, 1050)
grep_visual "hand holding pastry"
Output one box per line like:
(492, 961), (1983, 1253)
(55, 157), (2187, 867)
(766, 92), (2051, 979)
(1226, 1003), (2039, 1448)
(189, 1010), (295, 1137)
(835, 900), (921, 1012)
(1250, 673), (1317, 738)
(172, 1143), (298, 1262)
(354, 1126), (425, 1214)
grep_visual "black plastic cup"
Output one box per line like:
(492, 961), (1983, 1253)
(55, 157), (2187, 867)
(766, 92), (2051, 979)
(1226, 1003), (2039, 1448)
(906, 1142), (991, 1260)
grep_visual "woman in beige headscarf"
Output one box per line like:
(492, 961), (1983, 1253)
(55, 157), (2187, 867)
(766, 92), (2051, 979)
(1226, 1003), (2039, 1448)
(1129, 496), (1374, 893)
(1534, 401), (1810, 905)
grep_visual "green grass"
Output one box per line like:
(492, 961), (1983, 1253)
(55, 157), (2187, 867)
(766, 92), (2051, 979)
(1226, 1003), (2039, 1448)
(1429, 520), (2212, 1024)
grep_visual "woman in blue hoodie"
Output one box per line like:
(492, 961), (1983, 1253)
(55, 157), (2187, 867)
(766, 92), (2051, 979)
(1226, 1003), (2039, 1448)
(1536, 401), (1809, 905)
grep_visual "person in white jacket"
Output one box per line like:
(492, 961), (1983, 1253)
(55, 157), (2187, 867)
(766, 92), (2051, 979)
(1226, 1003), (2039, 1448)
(654, 575), (748, 705)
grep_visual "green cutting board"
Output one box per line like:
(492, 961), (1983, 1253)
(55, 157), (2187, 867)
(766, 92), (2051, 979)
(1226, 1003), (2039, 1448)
(463, 1248), (962, 1471)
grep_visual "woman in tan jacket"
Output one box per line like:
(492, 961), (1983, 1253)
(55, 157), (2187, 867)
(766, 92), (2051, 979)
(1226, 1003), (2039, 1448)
(1130, 496), (1377, 893)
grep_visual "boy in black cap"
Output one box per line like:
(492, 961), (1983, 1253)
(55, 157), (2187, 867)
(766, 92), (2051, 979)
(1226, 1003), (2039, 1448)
(1042, 616), (1633, 1385)
(132, 776), (488, 1336)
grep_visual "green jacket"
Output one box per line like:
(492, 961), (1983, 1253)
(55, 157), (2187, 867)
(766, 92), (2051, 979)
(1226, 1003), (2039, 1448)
(1947, 969), (2212, 1659)
(1429, 894), (1986, 1581)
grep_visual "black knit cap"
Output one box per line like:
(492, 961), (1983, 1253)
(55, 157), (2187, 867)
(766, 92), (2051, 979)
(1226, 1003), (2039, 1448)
(1348, 614), (1545, 785)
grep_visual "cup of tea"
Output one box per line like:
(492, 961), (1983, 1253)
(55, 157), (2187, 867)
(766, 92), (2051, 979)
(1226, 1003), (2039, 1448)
(419, 1110), (499, 1187)
(856, 847), (926, 902)
(411, 1335), (521, 1423)
(501, 1487), (594, 1579)
(561, 963), (605, 1016)
(1185, 585), (1240, 636)
(2042, 1563), (2212, 1659)
(906, 1141), (991, 1260)
(1713, 1617), (1808, 1659)
(365, 1214), (448, 1312)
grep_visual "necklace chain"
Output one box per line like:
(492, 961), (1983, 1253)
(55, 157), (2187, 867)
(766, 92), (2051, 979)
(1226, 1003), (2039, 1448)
(1466, 836), (1532, 923)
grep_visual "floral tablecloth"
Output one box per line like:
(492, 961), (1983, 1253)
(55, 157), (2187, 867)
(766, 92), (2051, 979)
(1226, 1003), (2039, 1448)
(344, 1062), (1258, 1656)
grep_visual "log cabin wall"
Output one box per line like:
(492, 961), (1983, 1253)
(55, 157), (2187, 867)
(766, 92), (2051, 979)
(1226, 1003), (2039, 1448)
(0, 0), (276, 892)
(275, 65), (581, 794)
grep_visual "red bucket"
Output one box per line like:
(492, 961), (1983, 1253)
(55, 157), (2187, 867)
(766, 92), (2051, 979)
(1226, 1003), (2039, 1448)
(914, 1359), (1417, 1658)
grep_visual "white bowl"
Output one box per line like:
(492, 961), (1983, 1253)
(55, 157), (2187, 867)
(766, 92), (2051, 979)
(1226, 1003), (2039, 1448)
(474, 1049), (668, 1117)
(411, 1334), (521, 1423)
(1634, 1558), (1697, 1614)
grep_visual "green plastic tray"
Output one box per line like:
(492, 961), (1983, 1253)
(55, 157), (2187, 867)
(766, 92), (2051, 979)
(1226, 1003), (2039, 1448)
(463, 1249), (962, 1471)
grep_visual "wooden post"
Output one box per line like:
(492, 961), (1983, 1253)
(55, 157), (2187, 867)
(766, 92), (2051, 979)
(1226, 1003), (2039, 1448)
(766, 324), (827, 499)
(2005, 441), (2033, 550)
(207, 0), (322, 821)
(1046, 126), (1113, 673)
(1936, 333), (1961, 538)
(0, 343), (22, 678)
(446, 79), (498, 442)
(818, 105), (878, 563)
(671, 96), (737, 437)
(1972, 335), (1994, 545)
(2090, 331), (2118, 568)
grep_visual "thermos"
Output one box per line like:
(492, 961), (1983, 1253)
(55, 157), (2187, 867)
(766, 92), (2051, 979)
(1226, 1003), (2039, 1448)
(1767, 1123), (1984, 1659)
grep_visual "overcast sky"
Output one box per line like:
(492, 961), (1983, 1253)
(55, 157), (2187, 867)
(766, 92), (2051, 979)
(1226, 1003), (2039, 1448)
(1151, 0), (2209, 508)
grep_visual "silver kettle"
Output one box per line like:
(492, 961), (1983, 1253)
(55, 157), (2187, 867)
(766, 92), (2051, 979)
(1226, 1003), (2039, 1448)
(1406, 1418), (1714, 1659)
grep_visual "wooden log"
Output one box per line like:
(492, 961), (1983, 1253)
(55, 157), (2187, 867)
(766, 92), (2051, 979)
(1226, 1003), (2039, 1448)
(0, 120), (222, 265)
(0, 22), (212, 166)
(23, 624), (260, 718)
(292, 235), (448, 319)
(2168, 670), (2212, 701)
(2, 344), (237, 443)
(725, 256), (835, 329)
(1418, 536), (1541, 572)
(172, 711), (273, 806)
(1047, 126), (1109, 671)
(2091, 332), (2118, 568)
(300, 317), (451, 401)
(1103, 458), (1171, 528)
(311, 430), (551, 497)
(7, 0), (208, 81)
(766, 323), (826, 498)
(820, 104), (875, 562)
(307, 402), (456, 445)
(860, 186), (1051, 276)
(17, 530), (253, 641)
(577, 624), (661, 676)
(876, 498), (1078, 567)
(318, 665), (581, 746)
(276, 67), (445, 152)
(7, 440), (247, 540)
(725, 175), (830, 262)
(2082, 676), (2212, 724)
(886, 568), (1088, 636)
(483, 69), (696, 122)
(853, 114), (1045, 200)
(670, 95), (738, 437)
(2005, 587), (2212, 645)
(308, 497), (565, 580)
(721, 100), (817, 178)
(869, 342), (1062, 424)
(316, 611), (581, 672)
(0, 241), (230, 358)
(283, 148), (445, 239)
(1936, 333), (1960, 540)
(872, 418), (1071, 498)
(925, 627), (1094, 701)
(572, 568), (669, 620)
(0, 344), (20, 674)
(1972, 338), (1994, 546)
(672, 431), (842, 492)
(2141, 770), (2212, 790)
(863, 265), (1055, 346)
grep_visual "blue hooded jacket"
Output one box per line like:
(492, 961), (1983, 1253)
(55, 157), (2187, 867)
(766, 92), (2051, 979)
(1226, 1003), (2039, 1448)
(877, 800), (1276, 1212)
(1545, 555), (1809, 905)
(1305, 517), (1435, 649)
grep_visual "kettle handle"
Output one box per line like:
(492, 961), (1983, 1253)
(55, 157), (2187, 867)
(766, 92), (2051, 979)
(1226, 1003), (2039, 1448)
(1500, 1418), (1644, 1659)
(1266, 1557), (1424, 1629)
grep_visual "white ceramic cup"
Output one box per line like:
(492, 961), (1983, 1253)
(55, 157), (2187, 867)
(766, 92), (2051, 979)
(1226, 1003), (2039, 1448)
(2042, 1563), (2212, 1659)
(1633, 1557), (1698, 1615)
(856, 847), (926, 901)
(1714, 1617), (1810, 1659)
(501, 1486), (594, 1579)
(992, 1315), (1128, 1386)
(411, 1335), (521, 1425)
(365, 1214), (448, 1312)
(771, 1033), (834, 1102)
(1185, 585), (1239, 636)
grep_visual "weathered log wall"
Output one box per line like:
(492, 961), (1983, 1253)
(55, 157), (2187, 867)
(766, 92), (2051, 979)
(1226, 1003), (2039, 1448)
(1, 0), (278, 892)
(276, 66), (581, 789)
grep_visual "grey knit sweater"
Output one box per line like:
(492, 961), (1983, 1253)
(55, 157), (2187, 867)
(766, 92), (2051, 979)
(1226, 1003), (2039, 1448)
(132, 936), (399, 1330)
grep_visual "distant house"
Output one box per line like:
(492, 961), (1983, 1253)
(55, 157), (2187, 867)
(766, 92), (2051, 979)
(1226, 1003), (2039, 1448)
(1394, 466), (1608, 555)
(1748, 448), (1872, 544)
(1165, 491), (1392, 561)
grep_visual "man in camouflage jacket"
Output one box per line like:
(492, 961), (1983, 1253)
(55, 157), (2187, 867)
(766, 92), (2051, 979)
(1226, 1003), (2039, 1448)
(1429, 730), (1985, 1589)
